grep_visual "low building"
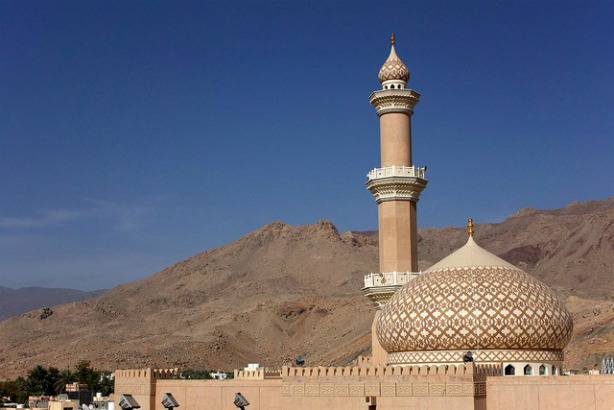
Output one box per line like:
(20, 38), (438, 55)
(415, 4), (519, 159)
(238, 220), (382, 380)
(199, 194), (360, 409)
(47, 400), (80, 410)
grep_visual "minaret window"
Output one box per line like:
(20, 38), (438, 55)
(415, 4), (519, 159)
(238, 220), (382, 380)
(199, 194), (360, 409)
(504, 364), (515, 375)
(524, 365), (533, 375)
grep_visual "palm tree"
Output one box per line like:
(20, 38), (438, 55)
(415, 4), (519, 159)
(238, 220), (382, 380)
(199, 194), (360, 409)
(54, 369), (74, 394)
(25, 365), (48, 396)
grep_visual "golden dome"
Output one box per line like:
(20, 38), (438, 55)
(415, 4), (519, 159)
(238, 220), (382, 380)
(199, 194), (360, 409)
(378, 34), (410, 84)
(376, 232), (573, 365)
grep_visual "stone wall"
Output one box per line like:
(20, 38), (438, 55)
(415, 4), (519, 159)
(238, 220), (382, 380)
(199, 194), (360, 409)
(114, 366), (614, 410)
(486, 375), (614, 410)
(114, 369), (158, 410)
(281, 364), (484, 410)
(155, 379), (284, 410)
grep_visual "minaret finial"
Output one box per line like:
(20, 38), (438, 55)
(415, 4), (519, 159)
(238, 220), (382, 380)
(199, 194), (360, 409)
(467, 218), (475, 238)
(390, 33), (395, 46)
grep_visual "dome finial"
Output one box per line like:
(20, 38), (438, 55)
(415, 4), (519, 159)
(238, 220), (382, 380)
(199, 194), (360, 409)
(467, 218), (475, 238)
(378, 34), (409, 84)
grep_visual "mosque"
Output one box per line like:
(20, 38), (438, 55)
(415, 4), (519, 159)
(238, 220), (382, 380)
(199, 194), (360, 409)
(114, 36), (613, 410)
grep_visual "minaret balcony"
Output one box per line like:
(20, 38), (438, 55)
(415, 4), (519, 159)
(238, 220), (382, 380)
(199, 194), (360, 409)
(369, 88), (421, 116)
(367, 165), (426, 180)
(362, 271), (421, 308)
(366, 166), (428, 203)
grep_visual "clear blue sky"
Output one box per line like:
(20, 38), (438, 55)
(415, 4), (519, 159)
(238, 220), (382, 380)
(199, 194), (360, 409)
(1, 1), (613, 290)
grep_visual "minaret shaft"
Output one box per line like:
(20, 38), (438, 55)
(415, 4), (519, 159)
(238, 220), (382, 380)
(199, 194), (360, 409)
(379, 113), (412, 167)
(377, 109), (417, 272)
(378, 200), (418, 272)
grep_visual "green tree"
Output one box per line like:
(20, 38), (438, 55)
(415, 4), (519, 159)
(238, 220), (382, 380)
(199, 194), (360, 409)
(180, 369), (211, 379)
(1, 362), (114, 403)
(1, 377), (28, 405)
(46, 367), (60, 395)
(24, 365), (49, 396)
(74, 360), (100, 392)
(53, 368), (75, 394)
(97, 372), (114, 396)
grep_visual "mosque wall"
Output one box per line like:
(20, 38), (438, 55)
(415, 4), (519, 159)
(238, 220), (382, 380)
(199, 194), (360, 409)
(154, 379), (285, 410)
(485, 375), (614, 410)
(114, 369), (157, 410)
(115, 366), (614, 410)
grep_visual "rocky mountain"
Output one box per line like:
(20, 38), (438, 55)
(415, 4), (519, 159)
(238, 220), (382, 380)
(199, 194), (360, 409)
(0, 198), (613, 378)
(0, 287), (105, 321)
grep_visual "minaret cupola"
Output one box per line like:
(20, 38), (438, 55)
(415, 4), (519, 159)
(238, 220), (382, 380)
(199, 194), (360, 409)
(378, 33), (410, 90)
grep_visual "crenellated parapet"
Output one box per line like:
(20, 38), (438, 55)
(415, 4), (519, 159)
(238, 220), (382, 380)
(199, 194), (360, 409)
(281, 364), (486, 399)
(282, 363), (475, 379)
(115, 369), (153, 380)
(234, 368), (281, 380)
(153, 368), (179, 379)
(114, 368), (179, 380)
(475, 364), (503, 378)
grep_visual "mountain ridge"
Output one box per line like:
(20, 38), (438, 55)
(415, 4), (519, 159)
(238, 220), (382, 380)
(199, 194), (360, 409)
(0, 198), (613, 378)
(0, 286), (106, 321)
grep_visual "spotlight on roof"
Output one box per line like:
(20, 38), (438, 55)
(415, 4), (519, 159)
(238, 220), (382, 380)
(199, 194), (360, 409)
(233, 392), (249, 409)
(463, 351), (474, 363)
(118, 394), (141, 410)
(295, 355), (305, 367)
(161, 393), (179, 410)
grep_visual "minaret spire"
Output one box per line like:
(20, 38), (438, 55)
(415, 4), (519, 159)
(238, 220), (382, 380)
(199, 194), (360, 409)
(378, 34), (409, 88)
(467, 218), (475, 238)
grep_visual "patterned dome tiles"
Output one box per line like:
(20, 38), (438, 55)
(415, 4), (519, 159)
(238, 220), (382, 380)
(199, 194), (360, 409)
(378, 45), (410, 83)
(376, 265), (573, 354)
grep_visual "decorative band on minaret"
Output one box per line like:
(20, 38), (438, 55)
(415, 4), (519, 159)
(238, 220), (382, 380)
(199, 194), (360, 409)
(363, 35), (427, 309)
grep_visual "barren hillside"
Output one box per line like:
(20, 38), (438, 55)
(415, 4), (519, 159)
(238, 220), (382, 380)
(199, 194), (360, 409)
(0, 198), (613, 378)
(0, 287), (105, 320)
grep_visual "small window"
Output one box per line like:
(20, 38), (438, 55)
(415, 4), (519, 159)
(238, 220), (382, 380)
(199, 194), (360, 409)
(504, 364), (515, 375)
(524, 365), (532, 375)
(539, 365), (546, 375)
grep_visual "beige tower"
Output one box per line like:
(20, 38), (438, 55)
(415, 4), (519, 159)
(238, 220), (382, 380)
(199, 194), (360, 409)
(362, 34), (427, 364)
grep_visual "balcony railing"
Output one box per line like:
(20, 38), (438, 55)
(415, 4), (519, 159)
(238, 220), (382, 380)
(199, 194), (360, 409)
(363, 271), (421, 288)
(367, 165), (426, 181)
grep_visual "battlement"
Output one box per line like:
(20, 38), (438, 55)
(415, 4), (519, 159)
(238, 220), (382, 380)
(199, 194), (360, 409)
(153, 368), (179, 379)
(282, 363), (476, 380)
(115, 369), (154, 380)
(280, 364), (486, 399)
(475, 364), (502, 378)
(234, 368), (281, 380)
(357, 355), (371, 366)
(114, 368), (179, 381)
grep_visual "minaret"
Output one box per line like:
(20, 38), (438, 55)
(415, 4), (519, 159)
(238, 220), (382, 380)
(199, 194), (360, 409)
(362, 35), (427, 363)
